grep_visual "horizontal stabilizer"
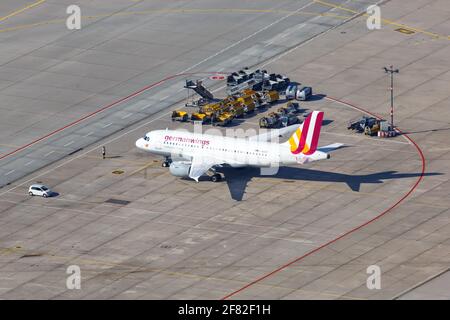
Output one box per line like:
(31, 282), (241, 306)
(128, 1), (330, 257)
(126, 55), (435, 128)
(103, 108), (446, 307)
(317, 143), (344, 153)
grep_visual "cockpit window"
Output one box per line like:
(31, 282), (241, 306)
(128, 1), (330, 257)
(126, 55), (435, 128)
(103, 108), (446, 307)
(144, 135), (150, 141)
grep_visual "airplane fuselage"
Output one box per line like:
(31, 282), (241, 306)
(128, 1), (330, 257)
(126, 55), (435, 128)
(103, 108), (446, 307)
(136, 129), (328, 167)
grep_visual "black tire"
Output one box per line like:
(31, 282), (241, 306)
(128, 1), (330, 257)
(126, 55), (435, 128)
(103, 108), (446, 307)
(43, 193), (48, 198)
(162, 162), (169, 168)
(211, 174), (221, 182)
(29, 191), (34, 196)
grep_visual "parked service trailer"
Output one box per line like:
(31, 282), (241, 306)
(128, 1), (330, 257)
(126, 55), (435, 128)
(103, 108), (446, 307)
(285, 83), (298, 100)
(259, 112), (300, 128)
(277, 101), (300, 115)
(296, 86), (312, 101)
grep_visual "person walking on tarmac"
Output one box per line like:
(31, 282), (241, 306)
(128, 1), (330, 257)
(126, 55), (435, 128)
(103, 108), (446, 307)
(102, 146), (106, 159)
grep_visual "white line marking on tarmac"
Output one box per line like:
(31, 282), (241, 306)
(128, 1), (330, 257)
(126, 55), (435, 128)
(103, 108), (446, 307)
(4, 170), (15, 176)
(178, 1), (315, 74)
(159, 95), (170, 101)
(0, 197), (315, 245)
(0, 1), (381, 197)
(25, 160), (34, 166)
(102, 123), (112, 129)
(5, 189), (327, 235)
(84, 131), (93, 138)
(63, 141), (74, 147)
(176, 88), (184, 93)
(281, 24), (302, 38)
(44, 151), (54, 157)
(258, 0), (386, 69)
(121, 113), (132, 119)
(0, 1), (315, 163)
(0, 110), (174, 196)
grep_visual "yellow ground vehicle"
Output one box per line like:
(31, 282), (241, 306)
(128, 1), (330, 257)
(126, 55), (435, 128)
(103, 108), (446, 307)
(262, 90), (280, 104)
(221, 96), (234, 105)
(200, 103), (222, 115)
(213, 111), (234, 126)
(251, 91), (265, 108)
(190, 103), (222, 124)
(239, 89), (263, 108)
(364, 121), (380, 136)
(190, 112), (210, 123)
(171, 110), (189, 122)
(348, 116), (381, 136)
(237, 95), (256, 114)
(225, 100), (245, 118)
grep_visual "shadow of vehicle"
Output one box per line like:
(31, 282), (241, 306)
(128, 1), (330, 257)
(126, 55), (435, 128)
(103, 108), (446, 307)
(307, 94), (327, 101)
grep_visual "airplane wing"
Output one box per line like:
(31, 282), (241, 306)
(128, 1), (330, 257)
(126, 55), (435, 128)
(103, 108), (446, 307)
(188, 155), (222, 182)
(248, 124), (300, 143)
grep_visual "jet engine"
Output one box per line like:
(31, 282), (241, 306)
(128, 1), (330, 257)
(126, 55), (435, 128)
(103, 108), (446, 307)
(169, 161), (191, 177)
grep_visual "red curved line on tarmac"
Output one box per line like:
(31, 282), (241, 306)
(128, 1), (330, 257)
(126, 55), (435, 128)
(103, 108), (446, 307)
(0, 72), (226, 161)
(221, 96), (426, 300)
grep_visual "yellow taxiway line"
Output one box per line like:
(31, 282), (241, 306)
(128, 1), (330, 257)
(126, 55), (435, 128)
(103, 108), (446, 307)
(0, 0), (46, 24)
(0, 2), (447, 41)
(315, 0), (450, 40)
(0, 8), (351, 33)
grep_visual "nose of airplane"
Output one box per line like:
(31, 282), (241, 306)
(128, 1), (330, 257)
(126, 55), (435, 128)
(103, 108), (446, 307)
(135, 138), (145, 150)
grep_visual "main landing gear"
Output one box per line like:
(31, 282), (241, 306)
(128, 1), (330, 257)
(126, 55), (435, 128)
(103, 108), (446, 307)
(162, 156), (172, 168)
(208, 167), (224, 182)
(210, 174), (223, 182)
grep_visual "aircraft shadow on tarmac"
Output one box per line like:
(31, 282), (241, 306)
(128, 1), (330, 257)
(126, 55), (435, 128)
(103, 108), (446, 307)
(218, 167), (442, 201)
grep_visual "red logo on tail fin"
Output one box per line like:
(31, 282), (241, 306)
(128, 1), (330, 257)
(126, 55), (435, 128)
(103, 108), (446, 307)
(303, 111), (323, 155)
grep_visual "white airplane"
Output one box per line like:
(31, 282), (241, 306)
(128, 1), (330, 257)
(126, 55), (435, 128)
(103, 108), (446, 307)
(135, 111), (343, 182)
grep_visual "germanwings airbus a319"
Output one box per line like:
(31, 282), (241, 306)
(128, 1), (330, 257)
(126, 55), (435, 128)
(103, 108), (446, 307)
(135, 111), (343, 182)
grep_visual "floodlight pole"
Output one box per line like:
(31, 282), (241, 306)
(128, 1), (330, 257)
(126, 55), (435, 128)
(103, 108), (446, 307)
(383, 65), (399, 130)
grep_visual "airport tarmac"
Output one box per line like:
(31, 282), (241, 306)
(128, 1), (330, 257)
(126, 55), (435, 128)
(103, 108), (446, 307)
(0, 0), (449, 299)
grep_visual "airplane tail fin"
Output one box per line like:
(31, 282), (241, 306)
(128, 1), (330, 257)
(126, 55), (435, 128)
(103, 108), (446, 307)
(287, 111), (324, 155)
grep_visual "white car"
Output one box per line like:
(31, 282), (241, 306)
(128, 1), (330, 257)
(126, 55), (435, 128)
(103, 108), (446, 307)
(28, 184), (52, 198)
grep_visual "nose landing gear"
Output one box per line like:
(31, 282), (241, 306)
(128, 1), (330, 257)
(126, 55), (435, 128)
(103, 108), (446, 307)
(162, 156), (172, 167)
